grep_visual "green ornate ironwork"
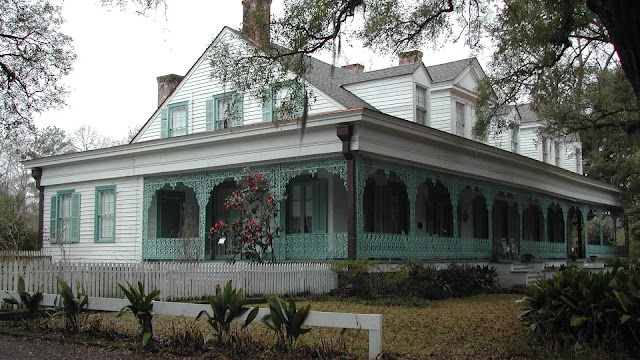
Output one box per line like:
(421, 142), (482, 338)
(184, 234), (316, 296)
(274, 233), (348, 260)
(142, 157), (347, 260)
(357, 233), (492, 259)
(520, 240), (567, 259)
(353, 155), (619, 260)
(586, 244), (622, 258)
(142, 238), (202, 260)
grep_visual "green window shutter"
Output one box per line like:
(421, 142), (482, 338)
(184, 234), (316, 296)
(70, 192), (81, 243)
(262, 92), (273, 122)
(50, 196), (57, 242)
(160, 108), (169, 138)
(233, 93), (244, 127)
(94, 189), (99, 242)
(205, 98), (214, 131)
(312, 178), (327, 233)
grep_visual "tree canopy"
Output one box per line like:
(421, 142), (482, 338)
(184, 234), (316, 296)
(0, 0), (75, 131)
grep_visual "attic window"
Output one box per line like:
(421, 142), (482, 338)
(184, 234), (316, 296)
(455, 102), (466, 137)
(161, 101), (189, 138)
(206, 92), (243, 131)
(416, 85), (428, 125)
(262, 82), (304, 123)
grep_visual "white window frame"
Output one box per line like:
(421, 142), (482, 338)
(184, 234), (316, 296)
(455, 101), (466, 137)
(415, 85), (428, 126)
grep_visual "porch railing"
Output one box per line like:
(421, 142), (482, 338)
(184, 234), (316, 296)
(275, 233), (348, 260)
(142, 238), (203, 260)
(358, 234), (492, 260)
(520, 240), (566, 259)
(586, 244), (627, 258)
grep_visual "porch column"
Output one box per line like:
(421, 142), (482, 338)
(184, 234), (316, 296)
(539, 199), (551, 243)
(337, 124), (357, 260)
(406, 178), (418, 236)
(483, 189), (497, 246)
(560, 203), (569, 244)
(598, 210), (604, 245)
(516, 196), (524, 255)
(581, 206), (589, 257)
(194, 182), (211, 261)
(448, 183), (462, 238)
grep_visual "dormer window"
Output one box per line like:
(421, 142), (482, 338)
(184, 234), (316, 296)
(542, 137), (549, 162)
(416, 85), (428, 125)
(160, 102), (189, 138)
(511, 125), (519, 153)
(455, 102), (466, 137)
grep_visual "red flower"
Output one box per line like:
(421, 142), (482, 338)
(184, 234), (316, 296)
(214, 223), (221, 229)
(225, 205), (230, 210)
(242, 209), (247, 214)
(256, 174), (262, 179)
(250, 220), (255, 225)
(265, 233), (271, 238)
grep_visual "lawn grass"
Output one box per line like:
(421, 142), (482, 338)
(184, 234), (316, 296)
(26, 292), (637, 359)
(17, 293), (535, 359)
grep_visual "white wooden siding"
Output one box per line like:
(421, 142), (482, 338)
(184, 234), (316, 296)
(344, 75), (414, 122)
(42, 177), (142, 262)
(559, 141), (581, 173)
(136, 31), (340, 142)
(430, 91), (452, 133)
(519, 127), (541, 161)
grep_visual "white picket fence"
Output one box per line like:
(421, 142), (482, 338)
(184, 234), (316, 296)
(0, 250), (52, 261)
(0, 260), (337, 300)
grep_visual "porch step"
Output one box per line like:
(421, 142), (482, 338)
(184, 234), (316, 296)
(525, 271), (544, 286)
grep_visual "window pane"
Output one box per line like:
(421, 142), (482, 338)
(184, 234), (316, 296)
(456, 102), (465, 136)
(59, 194), (72, 240)
(98, 189), (115, 239)
(170, 106), (187, 136)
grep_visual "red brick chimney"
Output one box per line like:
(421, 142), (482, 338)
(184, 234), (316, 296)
(341, 63), (365, 74)
(398, 50), (423, 65)
(242, 0), (272, 46)
(157, 74), (184, 107)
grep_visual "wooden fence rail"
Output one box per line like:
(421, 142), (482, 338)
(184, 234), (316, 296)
(0, 291), (382, 359)
(0, 260), (337, 300)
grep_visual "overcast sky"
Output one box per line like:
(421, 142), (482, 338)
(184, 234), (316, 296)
(36, 0), (486, 141)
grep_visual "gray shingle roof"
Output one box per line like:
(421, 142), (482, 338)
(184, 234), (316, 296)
(517, 104), (539, 123)
(426, 58), (475, 83)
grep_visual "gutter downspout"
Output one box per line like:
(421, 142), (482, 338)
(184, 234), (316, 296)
(337, 123), (356, 260)
(31, 167), (44, 249)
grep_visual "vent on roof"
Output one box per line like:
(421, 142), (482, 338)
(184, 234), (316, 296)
(157, 74), (184, 107)
(341, 63), (365, 74)
(242, 0), (271, 46)
(398, 50), (423, 65)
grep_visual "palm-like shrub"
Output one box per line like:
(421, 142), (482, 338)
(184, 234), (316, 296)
(55, 277), (88, 333)
(117, 281), (160, 346)
(196, 281), (258, 345)
(2, 276), (43, 324)
(262, 297), (311, 350)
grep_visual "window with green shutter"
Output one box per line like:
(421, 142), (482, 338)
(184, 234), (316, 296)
(206, 92), (243, 131)
(262, 82), (305, 123)
(161, 101), (189, 138)
(49, 190), (80, 243)
(284, 177), (327, 234)
(94, 186), (116, 242)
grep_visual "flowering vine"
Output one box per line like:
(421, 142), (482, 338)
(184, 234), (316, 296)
(208, 173), (281, 263)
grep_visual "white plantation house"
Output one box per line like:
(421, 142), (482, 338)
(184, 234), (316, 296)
(24, 0), (625, 264)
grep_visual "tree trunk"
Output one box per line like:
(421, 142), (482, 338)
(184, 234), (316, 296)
(587, 0), (640, 132)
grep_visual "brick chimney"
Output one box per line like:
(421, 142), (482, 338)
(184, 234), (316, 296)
(242, 0), (272, 46)
(398, 50), (423, 65)
(341, 63), (365, 74)
(157, 74), (184, 107)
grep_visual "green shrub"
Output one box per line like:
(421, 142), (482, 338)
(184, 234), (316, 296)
(196, 281), (258, 345)
(55, 277), (88, 333)
(262, 296), (311, 350)
(519, 265), (640, 354)
(331, 260), (376, 297)
(117, 281), (160, 346)
(2, 275), (43, 324)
